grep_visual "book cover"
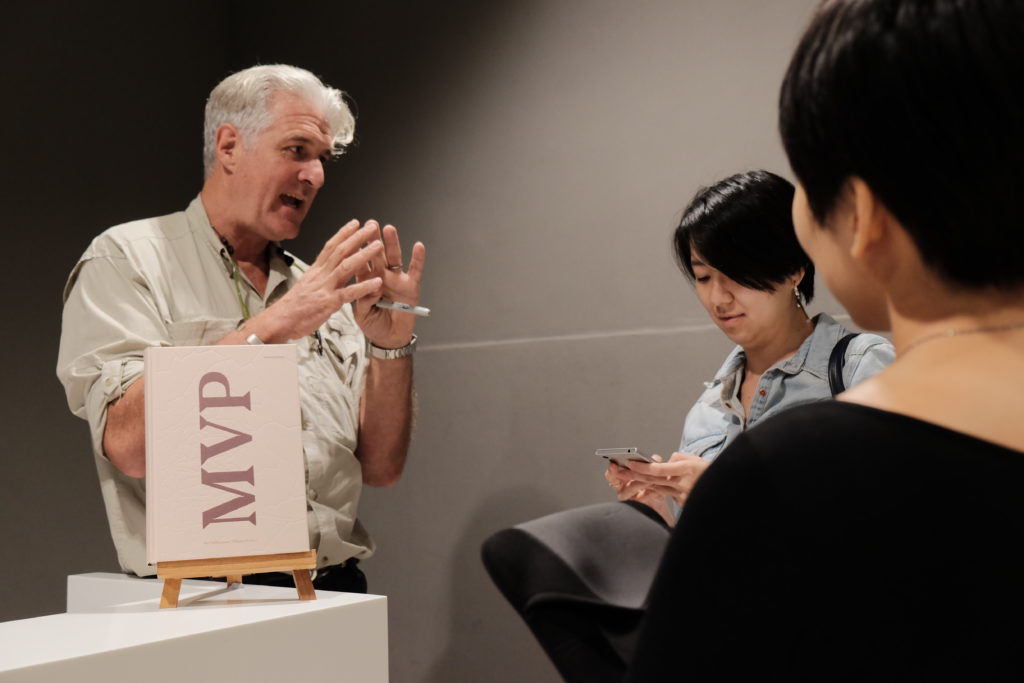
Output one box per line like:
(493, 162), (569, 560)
(144, 345), (309, 565)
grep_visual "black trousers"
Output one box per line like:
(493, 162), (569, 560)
(138, 559), (367, 594)
(242, 559), (368, 593)
(482, 501), (667, 683)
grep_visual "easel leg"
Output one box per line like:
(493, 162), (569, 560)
(160, 578), (182, 609)
(293, 570), (316, 600)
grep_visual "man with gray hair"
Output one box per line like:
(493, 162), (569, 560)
(57, 64), (426, 592)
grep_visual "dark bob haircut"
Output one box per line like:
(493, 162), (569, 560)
(780, 0), (1024, 290)
(674, 170), (815, 303)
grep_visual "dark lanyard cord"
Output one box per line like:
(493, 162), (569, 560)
(215, 231), (306, 320)
(214, 229), (320, 353)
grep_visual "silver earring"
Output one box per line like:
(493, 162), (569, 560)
(793, 285), (807, 310)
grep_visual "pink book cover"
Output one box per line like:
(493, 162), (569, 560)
(144, 345), (309, 565)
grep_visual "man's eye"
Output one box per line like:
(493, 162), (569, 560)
(286, 145), (303, 155)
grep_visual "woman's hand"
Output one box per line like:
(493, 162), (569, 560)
(605, 459), (678, 526)
(617, 452), (709, 509)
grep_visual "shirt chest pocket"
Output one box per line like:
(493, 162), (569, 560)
(321, 317), (363, 389)
(166, 318), (241, 347)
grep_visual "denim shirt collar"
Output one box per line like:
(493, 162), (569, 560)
(708, 312), (849, 385)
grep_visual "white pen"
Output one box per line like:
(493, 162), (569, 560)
(375, 299), (431, 317)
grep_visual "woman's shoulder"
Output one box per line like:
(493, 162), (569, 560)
(804, 314), (894, 386)
(844, 331), (894, 364)
(705, 401), (1024, 530)
(732, 401), (1023, 465)
(812, 313), (891, 354)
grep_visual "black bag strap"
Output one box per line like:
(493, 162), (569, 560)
(828, 333), (859, 396)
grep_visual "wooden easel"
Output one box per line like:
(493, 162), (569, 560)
(157, 549), (318, 608)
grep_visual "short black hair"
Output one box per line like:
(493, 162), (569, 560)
(674, 170), (814, 303)
(779, 0), (1024, 290)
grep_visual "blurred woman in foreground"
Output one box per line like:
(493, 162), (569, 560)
(627, 0), (1024, 679)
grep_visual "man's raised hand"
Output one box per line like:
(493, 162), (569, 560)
(354, 221), (427, 349)
(256, 220), (385, 342)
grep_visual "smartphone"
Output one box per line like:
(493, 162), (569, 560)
(596, 447), (654, 467)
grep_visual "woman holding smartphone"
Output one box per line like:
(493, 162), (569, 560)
(627, 0), (1024, 679)
(606, 170), (893, 523)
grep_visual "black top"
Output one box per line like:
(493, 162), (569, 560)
(626, 401), (1024, 682)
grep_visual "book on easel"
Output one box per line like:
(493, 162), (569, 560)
(144, 345), (311, 603)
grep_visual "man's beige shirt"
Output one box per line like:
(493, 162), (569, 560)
(57, 197), (374, 576)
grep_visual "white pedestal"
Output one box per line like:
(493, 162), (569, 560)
(0, 573), (388, 682)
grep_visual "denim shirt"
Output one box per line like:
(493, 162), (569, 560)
(681, 313), (894, 463)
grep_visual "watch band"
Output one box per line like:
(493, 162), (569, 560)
(246, 333), (265, 345)
(369, 334), (417, 360)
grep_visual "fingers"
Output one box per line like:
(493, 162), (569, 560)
(407, 241), (426, 281)
(624, 463), (685, 486)
(619, 480), (659, 501)
(623, 481), (673, 499)
(342, 277), (383, 304)
(323, 219), (362, 251)
(629, 458), (691, 478)
(625, 463), (705, 498)
(615, 480), (638, 499)
(318, 222), (381, 273)
(353, 283), (385, 312)
(316, 220), (361, 267)
(352, 221), (426, 284)
(634, 470), (687, 489)
(380, 224), (403, 271)
(339, 240), (383, 280)
(624, 461), (657, 476)
(606, 470), (627, 488)
(606, 463), (636, 496)
(354, 240), (386, 284)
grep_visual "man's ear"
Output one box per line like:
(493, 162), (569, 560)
(214, 124), (241, 172)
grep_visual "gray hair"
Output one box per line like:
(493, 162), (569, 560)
(202, 64), (355, 177)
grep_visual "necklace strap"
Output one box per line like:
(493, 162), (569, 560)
(901, 320), (1024, 356)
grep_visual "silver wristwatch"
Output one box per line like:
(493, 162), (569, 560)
(368, 334), (418, 360)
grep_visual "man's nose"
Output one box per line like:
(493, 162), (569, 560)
(299, 159), (325, 189)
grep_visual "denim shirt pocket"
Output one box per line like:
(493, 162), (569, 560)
(681, 380), (735, 463)
(684, 433), (729, 463)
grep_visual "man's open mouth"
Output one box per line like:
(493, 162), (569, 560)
(281, 194), (304, 210)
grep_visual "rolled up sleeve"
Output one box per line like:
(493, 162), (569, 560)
(56, 251), (168, 462)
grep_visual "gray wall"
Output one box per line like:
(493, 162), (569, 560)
(1, 1), (841, 681)
(346, 3), (832, 681)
